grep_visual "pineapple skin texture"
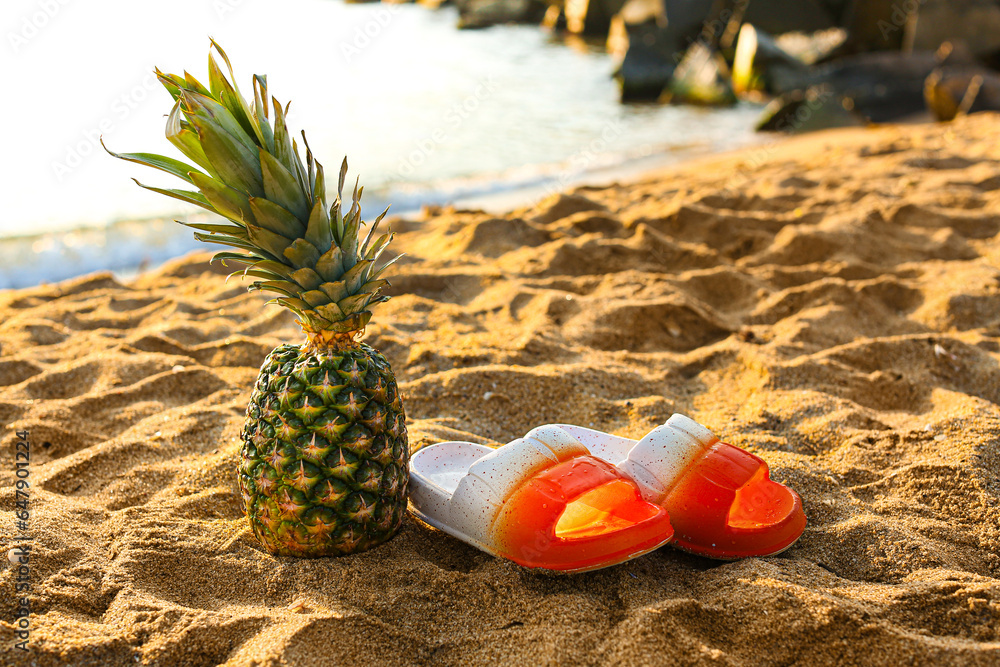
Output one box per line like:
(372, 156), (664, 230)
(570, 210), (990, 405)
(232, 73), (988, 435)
(239, 342), (408, 557)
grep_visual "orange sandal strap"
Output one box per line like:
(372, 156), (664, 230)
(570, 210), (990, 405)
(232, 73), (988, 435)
(491, 456), (674, 572)
(665, 443), (805, 559)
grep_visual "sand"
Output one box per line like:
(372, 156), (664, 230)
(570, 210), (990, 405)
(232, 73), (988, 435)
(2, 113), (1000, 666)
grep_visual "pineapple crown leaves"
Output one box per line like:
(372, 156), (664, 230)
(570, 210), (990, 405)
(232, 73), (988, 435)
(104, 39), (399, 335)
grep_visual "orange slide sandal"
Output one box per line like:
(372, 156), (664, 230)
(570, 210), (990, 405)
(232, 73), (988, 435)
(408, 429), (675, 572)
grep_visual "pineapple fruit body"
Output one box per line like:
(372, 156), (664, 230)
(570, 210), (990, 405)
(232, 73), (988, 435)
(240, 342), (407, 556)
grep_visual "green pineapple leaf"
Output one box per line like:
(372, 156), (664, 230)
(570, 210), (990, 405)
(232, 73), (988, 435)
(112, 43), (397, 337)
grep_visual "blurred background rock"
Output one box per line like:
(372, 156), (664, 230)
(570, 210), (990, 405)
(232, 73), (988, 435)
(404, 0), (1000, 129)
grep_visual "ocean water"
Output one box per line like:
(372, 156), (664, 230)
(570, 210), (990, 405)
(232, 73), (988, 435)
(5, 0), (764, 288)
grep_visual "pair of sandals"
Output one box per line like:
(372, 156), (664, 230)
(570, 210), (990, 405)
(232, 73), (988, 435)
(409, 414), (806, 573)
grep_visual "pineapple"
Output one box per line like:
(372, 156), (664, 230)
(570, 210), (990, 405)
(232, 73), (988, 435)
(106, 41), (408, 557)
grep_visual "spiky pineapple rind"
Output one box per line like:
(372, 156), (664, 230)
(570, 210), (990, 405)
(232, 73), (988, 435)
(240, 343), (408, 557)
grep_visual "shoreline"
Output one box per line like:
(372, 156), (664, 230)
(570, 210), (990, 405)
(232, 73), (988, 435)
(0, 117), (935, 291)
(2, 132), (768, 290)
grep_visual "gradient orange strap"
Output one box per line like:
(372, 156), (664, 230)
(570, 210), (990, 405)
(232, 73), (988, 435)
(492, 456), (674, 571)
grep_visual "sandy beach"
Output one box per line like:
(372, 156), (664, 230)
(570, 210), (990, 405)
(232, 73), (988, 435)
(2, 113), (1000, 666)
